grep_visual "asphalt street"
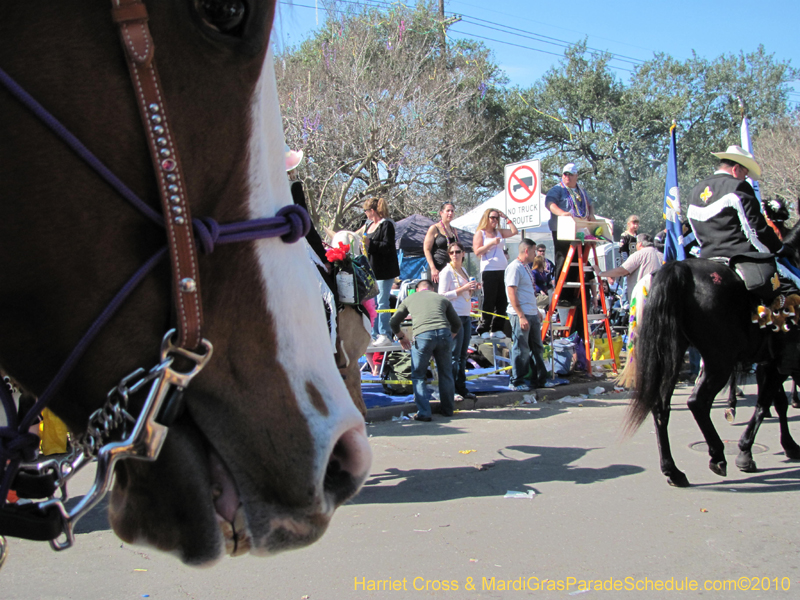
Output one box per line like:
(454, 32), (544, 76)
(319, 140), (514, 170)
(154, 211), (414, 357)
(2, 381), (799, 599)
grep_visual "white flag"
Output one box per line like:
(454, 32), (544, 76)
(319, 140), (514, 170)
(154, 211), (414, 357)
(740, 116), (762, 202)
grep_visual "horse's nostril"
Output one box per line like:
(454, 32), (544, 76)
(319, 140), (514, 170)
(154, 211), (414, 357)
(323, 426), (371, 505)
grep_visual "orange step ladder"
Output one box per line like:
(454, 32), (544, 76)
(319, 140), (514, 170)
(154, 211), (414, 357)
(540, 242), (618, 374)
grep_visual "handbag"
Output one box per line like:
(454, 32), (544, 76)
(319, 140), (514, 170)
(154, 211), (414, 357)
(351, 254), (379, 302)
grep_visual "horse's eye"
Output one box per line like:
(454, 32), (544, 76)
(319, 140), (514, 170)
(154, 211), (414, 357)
(194, 0), (247, 34)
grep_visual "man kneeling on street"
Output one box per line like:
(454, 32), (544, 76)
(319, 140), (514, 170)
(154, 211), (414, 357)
(506, 239), (549, 392)
(390, 280), (462, 421)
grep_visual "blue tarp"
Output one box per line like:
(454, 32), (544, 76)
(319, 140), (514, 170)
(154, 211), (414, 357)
(398, 252), (428, 281)
(361, 367), (513, 409)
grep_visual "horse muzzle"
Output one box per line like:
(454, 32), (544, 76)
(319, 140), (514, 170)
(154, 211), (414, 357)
(215, 422), (372, 557)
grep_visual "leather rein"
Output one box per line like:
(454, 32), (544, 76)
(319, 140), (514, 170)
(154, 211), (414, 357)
(0, 0), (309, 551)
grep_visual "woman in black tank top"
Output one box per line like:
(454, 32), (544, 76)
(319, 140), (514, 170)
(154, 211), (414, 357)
(423, 203), (459, 283)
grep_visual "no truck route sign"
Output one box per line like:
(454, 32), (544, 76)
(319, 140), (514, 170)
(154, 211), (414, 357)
(504, 159), (542, 228)
(507, 165), (538, 203)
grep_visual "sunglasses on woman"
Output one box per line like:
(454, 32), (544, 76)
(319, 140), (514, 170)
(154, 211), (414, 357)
(449, 250), (463, 255)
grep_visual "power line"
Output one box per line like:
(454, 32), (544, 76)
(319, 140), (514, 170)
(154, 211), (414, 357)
(450, 0), (658, 56)
(277, 0), (638, 74)
(450, 28), (633, 74)
(457, 15), (645, 66)
(280, 0), (645, 67)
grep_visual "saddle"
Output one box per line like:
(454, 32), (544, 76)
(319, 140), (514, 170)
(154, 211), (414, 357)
(729, 252), (780, 299)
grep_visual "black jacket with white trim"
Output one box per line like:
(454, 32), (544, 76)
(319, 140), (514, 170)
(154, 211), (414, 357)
(686, 173), (781, 259)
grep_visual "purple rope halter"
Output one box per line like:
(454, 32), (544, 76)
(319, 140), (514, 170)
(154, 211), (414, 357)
(0, 66), (310, 503)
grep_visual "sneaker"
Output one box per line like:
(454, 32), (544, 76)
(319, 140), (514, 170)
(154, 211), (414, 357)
(462, 392), (477, 400)
(373, 334), (392, 346)
(480, 332), (491, 339)
(413, 413), (432, 422)
(509, 384), (531, 392)
(491, 331), (506, 339)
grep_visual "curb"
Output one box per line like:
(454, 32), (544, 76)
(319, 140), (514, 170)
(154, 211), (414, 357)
(365, 378), (620, 422)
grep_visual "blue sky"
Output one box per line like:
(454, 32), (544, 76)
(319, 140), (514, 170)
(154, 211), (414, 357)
(273, 0), (799, 103)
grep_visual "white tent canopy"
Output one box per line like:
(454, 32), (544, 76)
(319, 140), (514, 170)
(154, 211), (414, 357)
(452, 191), (553, 244)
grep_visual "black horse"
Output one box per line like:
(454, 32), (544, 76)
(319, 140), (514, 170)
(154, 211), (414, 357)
(625, 227), (800, 487)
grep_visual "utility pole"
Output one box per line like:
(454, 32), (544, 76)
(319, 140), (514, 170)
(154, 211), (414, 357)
(436, 2), (461, 204)
(440, 0), (452, 202)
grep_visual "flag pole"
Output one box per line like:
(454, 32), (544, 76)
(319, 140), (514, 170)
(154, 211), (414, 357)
(662, 120), (684, 262)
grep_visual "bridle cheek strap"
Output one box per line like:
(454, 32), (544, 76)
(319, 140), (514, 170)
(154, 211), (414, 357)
(112, 0), (203, 350)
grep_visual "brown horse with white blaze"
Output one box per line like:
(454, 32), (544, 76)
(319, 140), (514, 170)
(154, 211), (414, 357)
(0, 0), (371, 565)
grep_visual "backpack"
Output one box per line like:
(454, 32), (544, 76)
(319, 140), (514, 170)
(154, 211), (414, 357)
(381, 352), (415, 395)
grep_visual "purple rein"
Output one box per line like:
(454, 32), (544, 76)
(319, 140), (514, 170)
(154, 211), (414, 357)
(0, 66), (310, 503)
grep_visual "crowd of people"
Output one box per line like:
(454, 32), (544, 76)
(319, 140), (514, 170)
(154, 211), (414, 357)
(292, 143), (776, 422)
(351, 158), (672, 422)
(380, 162), (631, 421)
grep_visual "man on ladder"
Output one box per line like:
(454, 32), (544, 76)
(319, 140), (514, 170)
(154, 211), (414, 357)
(544, 162), (598, 334)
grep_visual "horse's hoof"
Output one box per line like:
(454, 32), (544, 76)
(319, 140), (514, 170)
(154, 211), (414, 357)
(724, 408), (735, 423)
(792, 399), (800, 410)
(736, 454), (758, 472)
(667, 472), (691, 488)
(783, 445), (800, 460)
(709, 460), (727, 477)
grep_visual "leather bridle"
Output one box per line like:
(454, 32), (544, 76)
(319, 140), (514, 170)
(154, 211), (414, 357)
(113, 0), (204, 351)
(0, 0), (309, 551)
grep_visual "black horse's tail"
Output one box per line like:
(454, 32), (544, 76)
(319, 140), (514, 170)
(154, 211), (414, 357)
(625, 261), (692, 434)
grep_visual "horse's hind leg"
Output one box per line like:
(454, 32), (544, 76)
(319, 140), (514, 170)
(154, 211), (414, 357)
(652, 391), (690, 488)
(736, 366), (773, 472)
(775, 375), (800, 460)
(688, 366), (730, 477)
(725, 370), (737, 423)
(792, 378), (800, 409)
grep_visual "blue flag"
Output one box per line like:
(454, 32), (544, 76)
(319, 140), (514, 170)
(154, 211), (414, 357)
(662, 123), (685, 262)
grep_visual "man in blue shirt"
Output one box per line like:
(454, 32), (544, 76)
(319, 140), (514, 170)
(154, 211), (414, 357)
(544, 163), (596, 279)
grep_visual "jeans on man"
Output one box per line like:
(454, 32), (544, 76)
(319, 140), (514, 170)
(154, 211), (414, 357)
(451, 316), (472, 395)
(411, 327), (456, 417)
(509, 313), (548, 387)
(372, 278), (394, 337)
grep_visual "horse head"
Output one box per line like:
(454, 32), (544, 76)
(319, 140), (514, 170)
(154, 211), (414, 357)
(0, 0), (370, 564)
(329, 229), (365, 256)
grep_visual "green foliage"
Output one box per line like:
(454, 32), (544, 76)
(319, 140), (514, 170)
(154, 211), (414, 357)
(277, 1), (796, 238)
(502, 42), (797, 235)
(276, 1), (504, 230)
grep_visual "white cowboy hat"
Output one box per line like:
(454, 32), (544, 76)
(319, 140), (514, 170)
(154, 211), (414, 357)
(284, 144), (304, 172)
(711, 145), (761, 180)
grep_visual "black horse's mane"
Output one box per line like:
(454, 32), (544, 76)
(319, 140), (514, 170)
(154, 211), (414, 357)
(782, 219), (800, 252)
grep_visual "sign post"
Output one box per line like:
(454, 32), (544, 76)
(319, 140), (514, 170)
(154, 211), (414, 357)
(504, 159), (542, 229)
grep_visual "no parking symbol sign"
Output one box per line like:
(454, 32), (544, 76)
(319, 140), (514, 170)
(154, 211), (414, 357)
(504, 159), (542, 228)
